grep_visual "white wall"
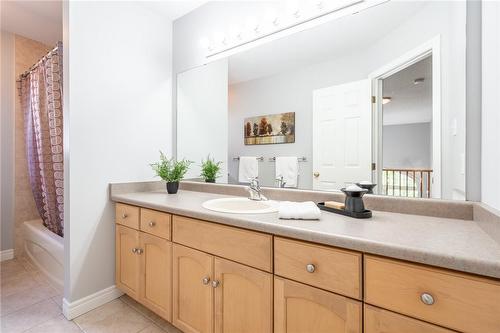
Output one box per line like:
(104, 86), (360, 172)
(64, 1), (172, 308)
(383, 123), (431, 169)
(0, 31), (15, 252)
(177, 59), (228, 181)
(481, 1), (500, 210)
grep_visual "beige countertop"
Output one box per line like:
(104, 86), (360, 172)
(111, 188), (500, 279)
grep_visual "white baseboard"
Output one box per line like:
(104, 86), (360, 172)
(62, 285), (124, 320)
(1, 249), (14, 261)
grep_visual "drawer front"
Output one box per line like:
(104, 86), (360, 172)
(365, 256), (500, 333)
(364, 305), (455, 333)
(172, 215), (272, 272)
(116, 203), (140, 229)
(140, 208), (171, 240)
(274, 237), (361, 299)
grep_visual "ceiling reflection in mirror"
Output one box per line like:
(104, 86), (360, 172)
(177, 1), (467, 200)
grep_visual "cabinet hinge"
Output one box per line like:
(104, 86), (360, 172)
(372, 163), (376, 171)
(371, 96), (376, 103)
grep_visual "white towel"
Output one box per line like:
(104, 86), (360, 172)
(238, 156), (258, 183)
(275, 157), (299, 187)
(278, 201), (321, 220)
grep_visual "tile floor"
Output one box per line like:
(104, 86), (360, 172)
(1, 258), (182, 333)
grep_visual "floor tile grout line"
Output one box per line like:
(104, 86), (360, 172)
(118, 297), (169, 333)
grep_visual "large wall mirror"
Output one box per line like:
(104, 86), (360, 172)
(177, 1), (467, 200)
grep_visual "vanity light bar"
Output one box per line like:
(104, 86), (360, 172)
(205, 0), (388, 60)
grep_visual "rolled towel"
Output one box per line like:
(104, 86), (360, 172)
(278, 201), (321, 220)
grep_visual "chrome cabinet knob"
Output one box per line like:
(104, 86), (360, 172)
(306, 264), (316, 273)
(211, 280), (220, 288)
(131, 248), (137, 254)
(202, 276), (210, 285)
(148, 221), (156, 227)
(122, 213), (128, 219)
(136, 248), (144, 255)
(420, 293), (435, 305)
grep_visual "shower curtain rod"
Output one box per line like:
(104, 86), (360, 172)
(17, 42), (62, 81)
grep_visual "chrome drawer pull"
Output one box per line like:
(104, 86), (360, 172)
(202, 276), (210, 285)
(306, 263), (316, 273)
(148, 221), (156, 227)
(122, 213), (128, 219)
(211, 280), (220, 288)
(420, 293), (435, 305)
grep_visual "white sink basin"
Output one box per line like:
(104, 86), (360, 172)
(202, 197), (278, 214)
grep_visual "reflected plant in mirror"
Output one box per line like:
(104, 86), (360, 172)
(200, 155), (223, 183)
(150, 151), (192, 194)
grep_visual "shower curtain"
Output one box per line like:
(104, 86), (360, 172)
(19, 42), (64, 237)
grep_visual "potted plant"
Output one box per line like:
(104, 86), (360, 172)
(150, 151), (192, 194)
(200, 155), (222, 183)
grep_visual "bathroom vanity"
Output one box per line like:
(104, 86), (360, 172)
(111, 183), (500, 333)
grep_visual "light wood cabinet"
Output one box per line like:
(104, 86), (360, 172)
(116, 224), (140, 299)
(274, 237), (362, 299)
(365, 255), (500, 333)
(115, 203), (500, 333)
(214, 258), (273, 333)
(173, 244), (214, 333)
(364, 305), (455, 333)
(274, 277), (362, 333)
(139, 232), (172, 321)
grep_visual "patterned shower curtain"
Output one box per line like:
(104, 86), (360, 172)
(19, 43), (64, 236)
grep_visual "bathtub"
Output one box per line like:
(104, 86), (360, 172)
(23, 219), (64, 292)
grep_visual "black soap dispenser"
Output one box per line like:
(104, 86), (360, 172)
(341, 185), (369, 213)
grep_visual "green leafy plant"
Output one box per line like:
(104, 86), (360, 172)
(150, 151), (192, 182)
(200, 155), (222, 182)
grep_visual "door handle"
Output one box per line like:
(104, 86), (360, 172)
(313, 172), (320, 178)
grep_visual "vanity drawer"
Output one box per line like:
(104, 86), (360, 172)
(140, 208), (171, 240)
(364, 255), (500, 333)
(172, 215), (272, 272)
(364, 305), (455, 333)
(274, 237), (361, 299)
(116, 203), (140, 229)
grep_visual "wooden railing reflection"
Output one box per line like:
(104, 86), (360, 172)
(382, 168), (433, 198)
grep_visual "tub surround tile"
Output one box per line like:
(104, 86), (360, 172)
(110, 186), (500, 279)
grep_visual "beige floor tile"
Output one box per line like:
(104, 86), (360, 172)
(74, 299), (151, 333)
(0, 299), (61, 333)
(18, 256), (39, 272)
(51, 294), (63, 308)
(0, 260), (27, 280)
(1, 272), (39, 298)
(138, 324), (166, 333)
(0, 284), (56, 316)
(24, 314), (81, 333)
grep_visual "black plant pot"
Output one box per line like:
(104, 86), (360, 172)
(205, 179), (215, 183)
(166, 181), (179, 194)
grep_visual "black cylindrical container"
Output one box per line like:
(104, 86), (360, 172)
(341, 188), (368, 213)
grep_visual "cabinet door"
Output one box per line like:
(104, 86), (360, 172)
(116, 225), (140, 299)
(173, 244), (214, 333)
(139, 232), (172, 322)
(214, 258), (272, 333)
(274, 277), (361, 333)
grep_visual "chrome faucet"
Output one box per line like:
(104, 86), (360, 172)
(275, 176), (287, 188)
(246, 177), (268, 201)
